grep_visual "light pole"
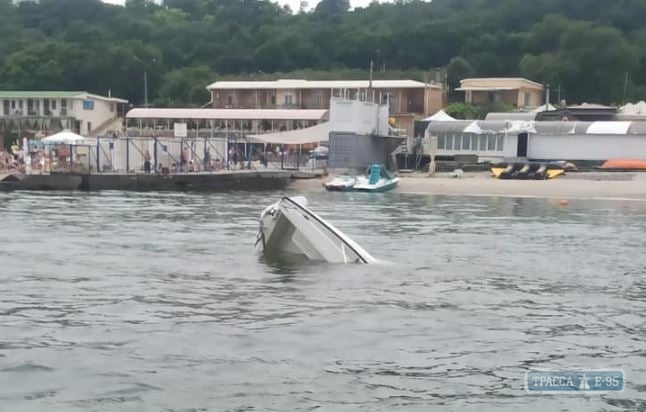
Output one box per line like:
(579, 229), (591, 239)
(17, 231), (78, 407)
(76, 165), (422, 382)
(144, 71), (148, 108)
(133, 56), (156, 107)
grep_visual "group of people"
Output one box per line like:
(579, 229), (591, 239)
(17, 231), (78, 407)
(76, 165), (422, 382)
(0, 142), (50, 174)
(0, 149), (20, 172)
(142, 147), (226, 174)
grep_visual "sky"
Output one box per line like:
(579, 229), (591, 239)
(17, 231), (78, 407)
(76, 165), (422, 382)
(101, 0), (389, 13)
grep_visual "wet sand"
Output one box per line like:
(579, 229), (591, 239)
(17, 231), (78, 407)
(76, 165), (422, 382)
(290, 172), (646, 201)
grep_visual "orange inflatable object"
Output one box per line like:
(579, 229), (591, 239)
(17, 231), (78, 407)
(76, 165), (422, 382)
(601, 159), (646, 170)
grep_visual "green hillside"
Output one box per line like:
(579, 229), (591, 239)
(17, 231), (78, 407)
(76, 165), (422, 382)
(1, 0), (644, 106)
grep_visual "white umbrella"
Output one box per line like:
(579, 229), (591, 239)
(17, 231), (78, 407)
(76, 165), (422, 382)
(42, 130), (87, 144)
(422, 110), (457, 122)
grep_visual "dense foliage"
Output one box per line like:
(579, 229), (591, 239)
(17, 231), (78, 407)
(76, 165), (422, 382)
(1, 0), (645, 107)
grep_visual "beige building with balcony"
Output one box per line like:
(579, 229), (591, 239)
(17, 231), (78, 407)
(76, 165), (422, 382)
(206, 79), (444, 137)
(0, 91), (128, 138)
(456, 78), (544, 109)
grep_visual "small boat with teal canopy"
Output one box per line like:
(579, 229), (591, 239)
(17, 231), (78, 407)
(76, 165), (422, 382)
(353, 164), (399, 192)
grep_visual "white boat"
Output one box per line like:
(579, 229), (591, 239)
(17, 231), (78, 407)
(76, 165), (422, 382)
(323, 175), (356, 191)
(255, 196), (376, 264)
(353, 164), (399, 192)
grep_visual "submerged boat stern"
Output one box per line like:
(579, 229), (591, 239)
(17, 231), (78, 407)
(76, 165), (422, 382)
(256, 196), (375, 264)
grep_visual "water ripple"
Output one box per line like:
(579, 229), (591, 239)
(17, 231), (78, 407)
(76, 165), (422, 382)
(0, 191), (645, 410)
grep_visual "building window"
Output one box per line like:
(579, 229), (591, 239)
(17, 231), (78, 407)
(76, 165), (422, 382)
(437, 134), (445, 150)
(471, 136), (478, 151)
(446, 135), (453, 150)
(496, 135), (504, 151)
(284, 94), (293, 107)
(479, 135), (487, 151)
(314, 94), (322, 107)
(487, 135), (496, 151)
(524, 92), (530, 107)
(227, 95), (233, 107)
(462, 134), (470, 150)
(52, 99), (57, 110)
(11, 100), (15, 109)
(454, 135), (462, 151)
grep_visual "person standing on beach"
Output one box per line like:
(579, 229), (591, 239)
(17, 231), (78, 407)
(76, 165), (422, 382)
(204, 148), (212, 172)
(231, 147), (238, 170)
(180, 147), (188, 172)
(143, 149), (151, 173)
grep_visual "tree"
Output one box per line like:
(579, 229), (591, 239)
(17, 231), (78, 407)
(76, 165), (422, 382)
(446, 57), (474, 100)
(0, 0), (645, 106)
(314, 0), (350, 15)
(155, 65), (216, 107)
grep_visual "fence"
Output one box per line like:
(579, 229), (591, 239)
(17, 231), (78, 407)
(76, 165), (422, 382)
(18, 136), (327, 175)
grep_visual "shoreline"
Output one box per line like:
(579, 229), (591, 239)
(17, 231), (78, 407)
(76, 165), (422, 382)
(289, 172), (646, 201)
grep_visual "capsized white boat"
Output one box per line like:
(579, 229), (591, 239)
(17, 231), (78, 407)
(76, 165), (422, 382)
(353, 164), (399, 192)
(255, 196), (376, 263)
(323, 175), (356, 191)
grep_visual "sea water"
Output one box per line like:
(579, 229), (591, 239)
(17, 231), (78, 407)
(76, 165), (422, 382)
(0, 190), (644, 411)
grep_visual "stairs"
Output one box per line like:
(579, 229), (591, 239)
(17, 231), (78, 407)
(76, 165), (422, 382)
(90, 117), (124, 137)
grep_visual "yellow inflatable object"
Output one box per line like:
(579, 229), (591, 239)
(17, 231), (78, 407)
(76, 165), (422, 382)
(388, 117), (396, 126)
(490, 165), (565, 180)
(490, 167), (505, 179)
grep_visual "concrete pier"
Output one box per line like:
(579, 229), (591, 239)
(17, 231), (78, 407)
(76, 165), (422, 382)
(0, 170), (291, 191)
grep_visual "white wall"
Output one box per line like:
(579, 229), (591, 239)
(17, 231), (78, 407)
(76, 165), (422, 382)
(68, 98), (118, 136)
(528, 134), (646, 160)
(329, 98), (389, 136)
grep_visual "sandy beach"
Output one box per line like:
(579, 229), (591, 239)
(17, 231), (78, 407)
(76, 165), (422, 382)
(291, 172), (646, 201)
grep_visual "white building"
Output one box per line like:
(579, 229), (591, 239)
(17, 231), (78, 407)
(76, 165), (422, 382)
(0, 91), (128, 137)
(426, 120), (646, 162)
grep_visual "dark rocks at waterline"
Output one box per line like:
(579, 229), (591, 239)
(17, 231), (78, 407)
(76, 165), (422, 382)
(0, 171), (292, 192)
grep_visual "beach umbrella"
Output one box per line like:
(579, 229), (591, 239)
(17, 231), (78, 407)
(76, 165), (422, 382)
(42, 130), (87, 145)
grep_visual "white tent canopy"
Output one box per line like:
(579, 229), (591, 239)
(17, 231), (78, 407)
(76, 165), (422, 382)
(423, 110), (457, 122)
(619, 101), (646, 116)
(247, 122), (331, 144)
(463, 121), (485, 134)
(504, 120), (537, 134)
(42, 130), (88, 144)
(531, 103), (557, 113)
(586, 121), (632, 135)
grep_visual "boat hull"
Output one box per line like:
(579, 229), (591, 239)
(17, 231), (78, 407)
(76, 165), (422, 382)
(601, 159), (646, 170)
(256, 196), (375, 264)
(323, 176), (356, 191)
(353, 177), (399, 192)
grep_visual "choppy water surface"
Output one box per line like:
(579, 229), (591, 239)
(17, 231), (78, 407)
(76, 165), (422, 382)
(0, 189), (645, 411)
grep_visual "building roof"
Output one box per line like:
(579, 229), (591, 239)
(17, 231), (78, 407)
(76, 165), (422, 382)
(126, 108), (329, 121)
(458, 77), (544, 90)
(455, 86), (519, 91)
(427, 119), (646, 136)
(247, 121), (331, 144)
(0, 91), (128, 103)
(206, 79), (439, 91)
(485, 112), (539, 121)
(566, 103), (616, 110)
